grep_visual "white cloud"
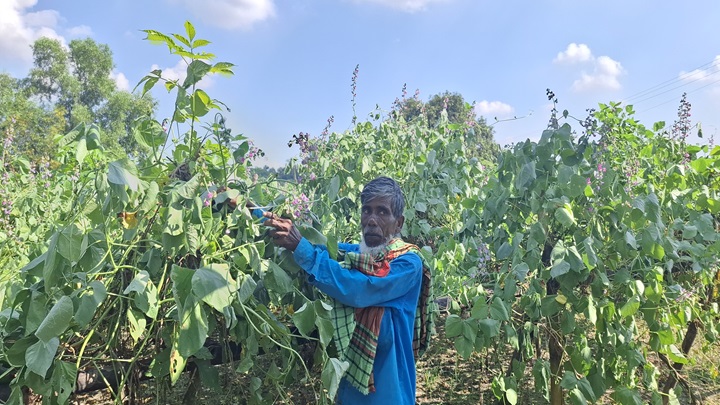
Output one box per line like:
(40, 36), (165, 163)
(554, 43), (592, 64)
(23, 9), (61, 28)
(0, 0), (90, 72)
(475, 100), (514, 117)
(67, 25), (93, 38)
(554, 43), (625, 92)
(171, 0), (275, 30)
(110, 71), (130, 91)
(352, 0), (452, 12)
(572, 55), (624, 92)
(679, 55), (720, 84)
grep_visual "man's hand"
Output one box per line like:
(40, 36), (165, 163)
(263, 212), (302, 251)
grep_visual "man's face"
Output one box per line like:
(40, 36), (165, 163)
(361, 196), (404, 247)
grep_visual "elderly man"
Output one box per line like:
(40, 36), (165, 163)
(262, 176), (432, 405)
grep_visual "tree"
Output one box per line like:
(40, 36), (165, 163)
(395, 91), (501, 163)
(19, 37), (156, 158)
(0, 73), (63, 162)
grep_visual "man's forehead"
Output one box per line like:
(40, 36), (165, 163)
(362, 196), (392, 207)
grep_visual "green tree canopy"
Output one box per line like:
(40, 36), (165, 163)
(394, 91), (501, 163)
(11, 37), (157, 160)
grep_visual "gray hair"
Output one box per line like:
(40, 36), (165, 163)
(360, 177), (405, 217)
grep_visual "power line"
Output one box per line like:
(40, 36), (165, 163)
(631, 67), (720, 105)
(624, 57), (720, 103)
(638, 75), (720, 113)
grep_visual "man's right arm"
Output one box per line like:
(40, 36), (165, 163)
(293, 238), (422, 308)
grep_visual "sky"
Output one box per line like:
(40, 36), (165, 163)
(1, 0), (720, 167)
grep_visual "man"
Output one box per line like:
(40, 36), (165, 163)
(263, 176), (433, 405)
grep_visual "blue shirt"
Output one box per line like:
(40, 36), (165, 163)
(293, 238), (423, 405)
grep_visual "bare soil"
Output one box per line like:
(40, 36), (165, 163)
(68, 312), (720, 405)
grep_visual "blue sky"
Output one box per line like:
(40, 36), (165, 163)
(2, 0), (719, 167)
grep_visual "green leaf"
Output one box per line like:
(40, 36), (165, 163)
(490, 297), (510, 321)
(51, 360), (77, 404)
(191, 89), (211, 117)
(625, 231), (638, 249)
(619, 295), (641, 318)
(183, 60), (212, 89)
(108, 159), (140, 192)
(25, 337), (59, 377)
(496, 242), (513, 260)
(322, 358), (349, 400)
(164, 205), (184, 236)
(666, 344), (688, 364)
(328, 176), (340, 202)
(172, 33), (190, 48)
(6, 335), (38, 367)
(298, 224), (327, 246)
(192, 264), (235, 312)
(237, 273), (257, 303)
(415, 202), (427, 213)
(172, 265), (209, 357)
(35, 296), (73, 342)
(75, 281), (106, 328)
(127, 308), (147, 343)
(650, 243), (665, 260)
(612, 387), (643, 405)
(532, 359), (550, 401)
(264, 261), (293, 295)
(516, 161), (536, 190)
(555, 206), (575, 227)
(551, 260), (571, 278)
(76, 136), (88, 164)
(193, 39), (211, 48)
(43, 232), (62, 288)
(569, 388), (588, 405)
(506, 388), (518, 405)
(445, 314), (463, 338)
(291, 303), (316, 337)
(512, 262), (530, 281)
(57, 225), (83, 263)
(184, 20), (196, 41)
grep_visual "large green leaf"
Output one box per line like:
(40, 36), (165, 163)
(322, 358), (349, 400)
(291, 303), (316, 337)
(108, 159), (140, 192)
(192, 264), (235, 312)
(35, 296), (73, 342)
(183, 60), (212, 89)
(25, 337), (59, 377)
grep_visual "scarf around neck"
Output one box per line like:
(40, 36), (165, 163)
(331, 238), (435, 395)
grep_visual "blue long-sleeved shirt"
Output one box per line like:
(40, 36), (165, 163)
(293, 238), (423, 405)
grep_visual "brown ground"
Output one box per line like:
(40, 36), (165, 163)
(69, 312), (720, 405)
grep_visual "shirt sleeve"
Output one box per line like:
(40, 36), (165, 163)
(293, 238), (422, 308)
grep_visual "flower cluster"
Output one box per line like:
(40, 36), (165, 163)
(288, 132), (318, 165)
(238, 141), (264, 164)
(3, 119), (14, 151)
(671, 93), (692, 142)
(468, 242), (493, 280)
(623, 158), (641, 195)
(0, 186), (13, 232)
(588, 162), (607, 193)
(290, 193), (311, 221)
(320, 115), (334, 138)
(203, 191), (215, 207)
(465, 101), (477, 127)
(476, 242), (491, 269)
(351, 64), (359, 124)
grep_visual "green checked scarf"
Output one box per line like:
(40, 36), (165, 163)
(331, 238), (435, 395)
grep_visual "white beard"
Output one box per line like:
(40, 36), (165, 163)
(359, 239), (388, 257)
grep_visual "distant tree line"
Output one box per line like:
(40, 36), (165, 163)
(1, 37), (156, 162)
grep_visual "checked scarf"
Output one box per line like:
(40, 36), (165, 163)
(331, 238), (435, 395)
